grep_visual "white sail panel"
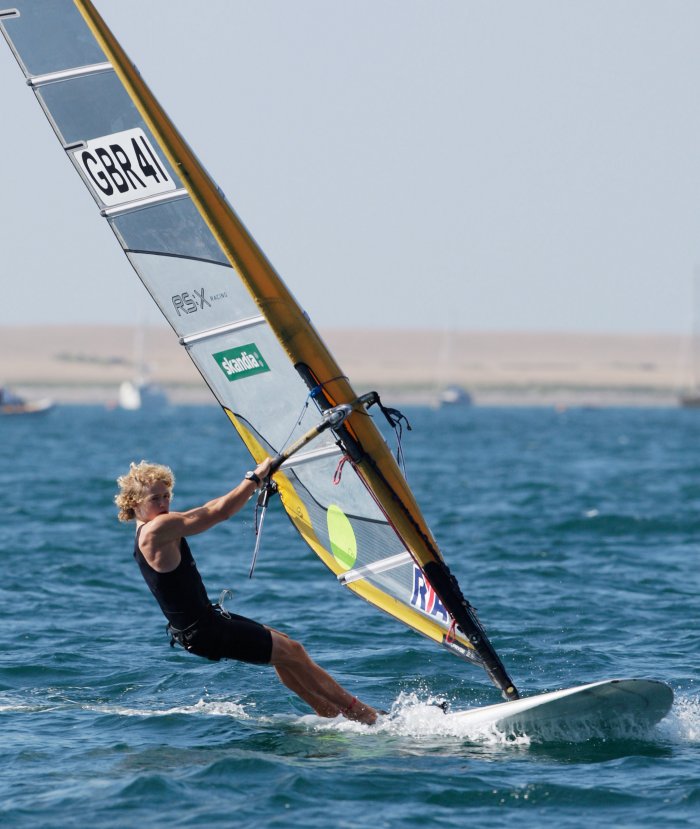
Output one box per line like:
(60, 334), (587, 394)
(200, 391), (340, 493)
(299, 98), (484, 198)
(111, 198), (229, 265)
(124, 253), (260, 336)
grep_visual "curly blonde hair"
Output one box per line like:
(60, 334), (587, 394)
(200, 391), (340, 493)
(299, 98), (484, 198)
(115, 460), (175, 522)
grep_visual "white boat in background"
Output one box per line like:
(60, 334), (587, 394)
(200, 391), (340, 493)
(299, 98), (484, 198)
(438, 384), (473, 407)
(118, 318), (169, 411)
(435, 326), (473, 407)
(118, 377), (169, 411)
(679, 394), (700, 408)
(0, 387), (54, 416)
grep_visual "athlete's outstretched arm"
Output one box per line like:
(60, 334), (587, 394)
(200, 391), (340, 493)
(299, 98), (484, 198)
(147, 457), (273, 544)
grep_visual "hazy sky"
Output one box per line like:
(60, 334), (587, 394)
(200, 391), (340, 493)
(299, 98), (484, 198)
(2, 0), (700, 333)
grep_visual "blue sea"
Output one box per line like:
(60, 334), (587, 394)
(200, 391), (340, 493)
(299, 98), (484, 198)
(2, 403), (699, 828)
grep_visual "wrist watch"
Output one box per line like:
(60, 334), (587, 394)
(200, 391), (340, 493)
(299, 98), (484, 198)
(245, 470), (261, 486)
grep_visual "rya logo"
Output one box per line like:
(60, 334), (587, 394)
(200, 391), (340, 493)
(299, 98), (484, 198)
(410, 566), (449, 622)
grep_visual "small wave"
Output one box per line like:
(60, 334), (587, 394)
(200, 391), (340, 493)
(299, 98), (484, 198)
(87, 697), (251, 719)
(0, 702), (47, 714)
(0, 692), (62, 714)
(0, 691), (252, 720)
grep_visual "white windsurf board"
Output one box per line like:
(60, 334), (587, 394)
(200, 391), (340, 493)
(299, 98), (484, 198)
(448, 678), (673, 740)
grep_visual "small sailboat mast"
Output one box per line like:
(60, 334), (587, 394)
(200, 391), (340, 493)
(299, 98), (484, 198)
(680, 270), (700, 408)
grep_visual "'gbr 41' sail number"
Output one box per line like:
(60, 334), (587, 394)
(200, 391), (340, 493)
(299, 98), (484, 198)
(72, 128), (175, 207)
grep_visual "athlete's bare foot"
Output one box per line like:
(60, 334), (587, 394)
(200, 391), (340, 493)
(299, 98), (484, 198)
(342, 696), (379, 725)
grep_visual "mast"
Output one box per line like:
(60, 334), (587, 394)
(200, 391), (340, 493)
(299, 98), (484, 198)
(680, 269), (700, 408)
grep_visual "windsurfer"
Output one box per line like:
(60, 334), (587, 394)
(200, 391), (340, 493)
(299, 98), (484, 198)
(115, 459), (379, 724)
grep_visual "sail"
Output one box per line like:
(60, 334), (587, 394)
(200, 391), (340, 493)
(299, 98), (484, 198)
(0, 0), (518, 699)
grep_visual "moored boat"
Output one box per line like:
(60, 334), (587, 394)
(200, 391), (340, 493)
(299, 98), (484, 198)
(0, 387), (54, 416)
(439, 384), (473, 407)
(118, 378), (169, 411)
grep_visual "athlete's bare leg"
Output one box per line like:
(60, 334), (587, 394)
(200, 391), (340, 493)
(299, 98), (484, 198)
(268, 630), (378, 724)
(274, 665), (341, 717)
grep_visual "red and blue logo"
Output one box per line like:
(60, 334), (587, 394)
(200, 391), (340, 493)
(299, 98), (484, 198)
(410, 566), (449, 622)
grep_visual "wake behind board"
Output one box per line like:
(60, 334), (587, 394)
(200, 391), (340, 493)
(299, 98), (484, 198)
(449, 679), (673, 741)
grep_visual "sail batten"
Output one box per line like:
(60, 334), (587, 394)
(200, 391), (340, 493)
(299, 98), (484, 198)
(280, 445), (344, 469)
(102, 188), (189, 218)
(27, 60), (111, 86)
(180, 317), (267, 346)
(1, 0), (518, 700)
(339, 552), (413, 585)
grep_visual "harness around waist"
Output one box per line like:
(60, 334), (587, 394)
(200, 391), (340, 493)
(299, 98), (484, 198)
(166, 602), (226, 647)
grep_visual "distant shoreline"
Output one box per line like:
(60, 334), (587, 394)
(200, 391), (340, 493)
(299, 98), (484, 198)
(1, 325), (690, 408)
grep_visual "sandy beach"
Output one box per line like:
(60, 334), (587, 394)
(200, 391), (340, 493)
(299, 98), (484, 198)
(0, 325), (692, 407)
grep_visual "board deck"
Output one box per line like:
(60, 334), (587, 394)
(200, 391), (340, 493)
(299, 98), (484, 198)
(449, 679), (673, 740)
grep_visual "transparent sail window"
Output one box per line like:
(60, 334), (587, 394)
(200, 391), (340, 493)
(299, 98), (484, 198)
(0, 0), (106, 78)
(37, 72), (177, 180)
(112, 199), (229, 265)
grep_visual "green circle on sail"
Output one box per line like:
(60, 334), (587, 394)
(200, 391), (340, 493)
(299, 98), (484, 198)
(327, 504), (357, 570)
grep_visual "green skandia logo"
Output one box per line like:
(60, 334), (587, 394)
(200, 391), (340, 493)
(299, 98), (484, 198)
(213, 344), (270, 381)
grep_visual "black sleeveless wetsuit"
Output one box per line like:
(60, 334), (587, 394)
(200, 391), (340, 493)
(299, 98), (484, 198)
(134, 527), (272, 665)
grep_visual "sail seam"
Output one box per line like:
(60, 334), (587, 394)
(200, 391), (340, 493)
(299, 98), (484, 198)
(179, 316), (266, 346)
(27, 61), (112, 87)
(101, 188), (189, 217)
(124, 249), (233, 269)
